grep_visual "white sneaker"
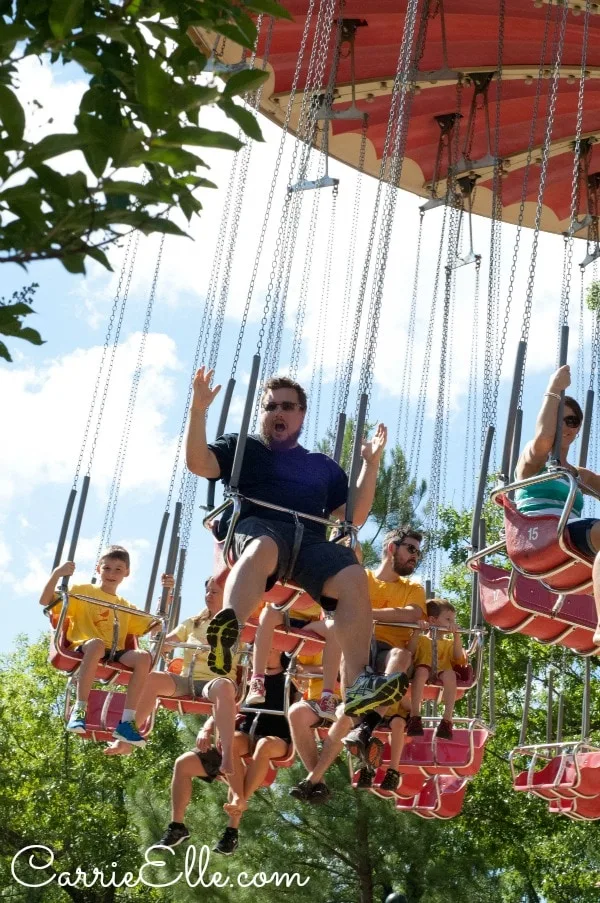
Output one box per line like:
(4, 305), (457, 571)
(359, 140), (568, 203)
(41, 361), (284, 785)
(245, 677), (266, 705)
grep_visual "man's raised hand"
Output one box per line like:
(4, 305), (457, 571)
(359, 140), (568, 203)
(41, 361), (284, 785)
(192, 366), (221, 413)
(361, 423), (388, 464)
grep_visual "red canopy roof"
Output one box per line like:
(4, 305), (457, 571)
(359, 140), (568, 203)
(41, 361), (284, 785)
(192, 1), (600, 234)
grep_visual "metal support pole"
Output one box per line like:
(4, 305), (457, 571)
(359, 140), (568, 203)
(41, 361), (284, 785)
(425, 579), (432, 599)
(578, 389), (594, 467)
(159, 502), (182, 615)
(345, 394), (368, 525)
(333, 412), (347, 465)
(145, 511), (169, 612)
(550, 325), (569, 464)
(169, 547), (186, 630)
(487, 628), (495, 727)
(206, 377), (236, 509)
(508, 408), (523, 484)
(230, 355), (260, 491)
(556, 691), (565, 743)
(472, 518), (486, 629)
(582, 657), (591, 740)
(471, 425), (494, 549)
(53, 489), (77, 569)
(500, 341), (527, 482)
(61, 476), (90, 590)
(519, 658), (533, 746)
(546, 669), (554, 745)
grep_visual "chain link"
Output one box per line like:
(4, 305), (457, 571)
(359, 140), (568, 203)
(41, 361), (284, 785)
(462, 257), (481, 509)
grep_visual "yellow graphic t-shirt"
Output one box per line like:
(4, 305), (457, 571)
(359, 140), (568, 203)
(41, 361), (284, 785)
(56, 583), (152, 650)
(414, 634), (467, 674)
(367, 570), (426, 647)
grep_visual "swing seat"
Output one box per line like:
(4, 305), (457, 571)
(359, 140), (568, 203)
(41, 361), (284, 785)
(476, 562), (598, 654)
(397, 723), (488, 777)
(514, 750), (600, 800)
(368, 766), (428, 800)
(245, 741), (295, 788)
(49, 617), (139, 681)
(395, 775), (468, 819)
(423, 664), (475, 702)
(69, 689), (151, 743)
(498, 494), (594, 594)
(158, 660), (249, 716)
(549, 795), (600, 820)
(240, 617), (326, 657)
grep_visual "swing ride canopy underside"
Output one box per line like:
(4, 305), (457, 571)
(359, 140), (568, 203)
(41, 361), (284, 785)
(191, 0), (600, 236)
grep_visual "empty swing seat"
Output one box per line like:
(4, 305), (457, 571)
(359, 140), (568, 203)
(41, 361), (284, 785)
(395, 775), (469, 819)
(514, 749), (600, 800)
(549, 795), (600, 820)
(476, 562), (598, 654)
(498, 494), (594, 594)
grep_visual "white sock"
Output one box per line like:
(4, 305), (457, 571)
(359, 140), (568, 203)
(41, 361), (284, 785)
(74, 701), (87, 713)
(122, 708), (136, 722)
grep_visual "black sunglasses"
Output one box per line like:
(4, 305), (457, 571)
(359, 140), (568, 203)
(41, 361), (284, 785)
(564, 415), (581, 429)
(262, 401), (304, 412)
(394, 540), (422, 559)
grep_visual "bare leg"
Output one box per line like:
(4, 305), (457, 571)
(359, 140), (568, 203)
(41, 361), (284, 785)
(223, 733), (248, 817)
(388, 717), (406, 770)
(308, 713), (353, 785)
(119, 649), (152, 710)
(385, 645), (412, 677)
(208, 678), (237, 775)
(104, 671), (176, 756)
(409, 667), (428, 717)
(224, 537), (279, 625)
(252, 605), (284, 675)
(75, 638), (106, 703)
(288, 701), (321, 772)
(243, 737), (288, 801)
(439, 669), (457, 721)
(322, 565), (371, 686)
(171, 752), (206, 824)
(308, 620), (341, 694)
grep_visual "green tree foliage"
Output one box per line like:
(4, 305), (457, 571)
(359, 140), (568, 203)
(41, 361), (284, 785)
(585, 280), (600, 312)
(0, 282), (42, 361)
(0, 0), (290, 355)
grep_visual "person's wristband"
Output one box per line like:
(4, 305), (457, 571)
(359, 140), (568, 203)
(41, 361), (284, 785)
(544, 391), (561, 401)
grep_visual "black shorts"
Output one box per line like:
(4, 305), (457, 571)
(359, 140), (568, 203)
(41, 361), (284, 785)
(232, 516), (358, 606)
(566, 518), (597, 559)
(73, 645), (128, 663)
(193, 747), (223, 783)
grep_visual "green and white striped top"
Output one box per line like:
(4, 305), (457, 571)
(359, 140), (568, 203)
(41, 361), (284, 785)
(514, 466), (583, 519)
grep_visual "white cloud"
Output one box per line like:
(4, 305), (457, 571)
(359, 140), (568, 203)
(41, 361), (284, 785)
(0, 332), (181, 504)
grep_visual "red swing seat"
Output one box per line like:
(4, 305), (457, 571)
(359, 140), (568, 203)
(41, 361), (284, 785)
(475, 562), (598, 654)
(395, 775), (469, 819)
(66, 688), (152, 742)
(240, 617), (326, 657)
(497, 492), (594, 594)
(397, 722), (489, 777)
(512, 745), (600, 801)
(548, 795), (600, 820)
(366, 766), (428, 800)
(253, 741), (296, 788)
(49, 614), (139, 683)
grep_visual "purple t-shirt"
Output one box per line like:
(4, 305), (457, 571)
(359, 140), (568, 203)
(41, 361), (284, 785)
(208, 434), (348, 536)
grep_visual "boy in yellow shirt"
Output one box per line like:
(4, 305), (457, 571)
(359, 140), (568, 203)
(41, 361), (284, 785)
(40, 546), (156, 742)
(405, 599), (467, 740)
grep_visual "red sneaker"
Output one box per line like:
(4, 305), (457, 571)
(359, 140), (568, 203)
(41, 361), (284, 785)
(406, 715), (424, 737)
(435, 719), (453, 740)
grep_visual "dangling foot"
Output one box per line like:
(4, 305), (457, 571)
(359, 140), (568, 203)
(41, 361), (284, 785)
(223, 796), (247, 817)
(207, 609), (239, 676)
(103, 740), (134, 756)
(220, 754), (235, 777)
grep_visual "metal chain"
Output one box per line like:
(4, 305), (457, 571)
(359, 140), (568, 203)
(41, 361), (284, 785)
(289, 183), (322, 378)
(71, 231), (136, 490)
(560, 0), (591, 333)
(410, 203), (448, 478)
(329, 119), (368, 428)
(518, 0), (570, 404)
(490, 0), (553, 430)
(84, 230), (141, 479)
(396, 209), (424, 456)
(310, 184), (338, 448)
(229, 0), (318, 379)
(96, 235), (166, 562)
(357, 0), (424, 414)
(462, 257), (481, 508)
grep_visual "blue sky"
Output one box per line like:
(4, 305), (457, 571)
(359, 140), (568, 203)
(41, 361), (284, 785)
(2, 56), (598, 655)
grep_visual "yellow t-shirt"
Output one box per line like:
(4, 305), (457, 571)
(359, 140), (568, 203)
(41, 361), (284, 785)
(56, 583), (152, 649)
(174, 615), (240, 681)
(367, 570), (427, 647)
(289, 598), (322, 621)
(414, 634), (467, 674)
(295, 650), (324, 701)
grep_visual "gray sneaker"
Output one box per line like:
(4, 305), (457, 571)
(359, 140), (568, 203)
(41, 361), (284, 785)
(344, 669), (409, 717)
